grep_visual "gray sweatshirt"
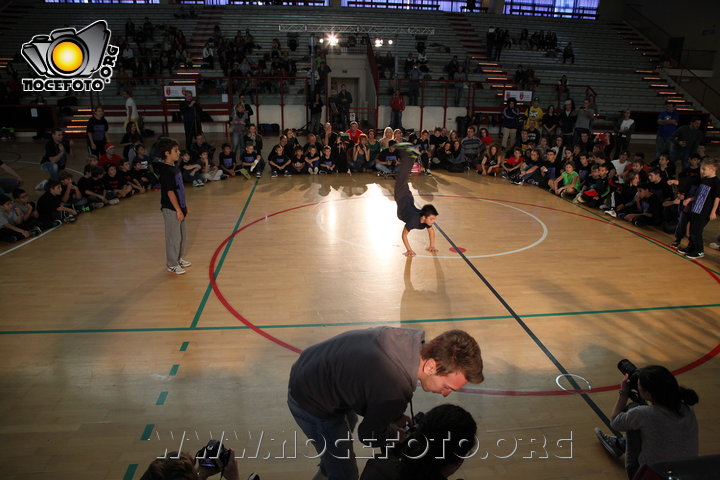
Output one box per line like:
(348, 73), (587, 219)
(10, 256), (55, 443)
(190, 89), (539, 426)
(289, 327), (424, 445)
(611, 403), (698, 468)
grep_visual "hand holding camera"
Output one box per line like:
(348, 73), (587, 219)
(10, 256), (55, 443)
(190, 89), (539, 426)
(617, 359), (643, 404)
(196, 441), (243, 480)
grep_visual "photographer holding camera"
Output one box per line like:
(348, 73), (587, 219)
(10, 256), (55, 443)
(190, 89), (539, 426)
(360, 404), (477, 480)
(139, 446), (243, 480)
(595, 363), (699, 479)
(288, 327), (484, 480)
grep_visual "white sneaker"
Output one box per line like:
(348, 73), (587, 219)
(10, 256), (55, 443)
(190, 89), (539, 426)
(108, 198), (120, 205)
(709, 242), (720, 251)
(250, 159), (259, 172)
(179, 258), (192, 267)
(167, 265), (186, 275)
(604, 209), (617, 218)
(314, 166), (319, 174)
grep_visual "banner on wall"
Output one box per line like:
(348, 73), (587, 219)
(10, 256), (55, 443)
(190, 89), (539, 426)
(164, 85), (196, 98)
(503, 90), (533, 102)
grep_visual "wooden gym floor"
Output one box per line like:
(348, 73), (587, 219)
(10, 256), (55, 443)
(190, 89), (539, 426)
(0, 137), (718, 480)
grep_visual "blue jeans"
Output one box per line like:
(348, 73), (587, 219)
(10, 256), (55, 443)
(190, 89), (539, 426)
(0, 177), (20, 194)
(670, 143), (690, 169)
(376, 163), (395, 174)
(41, 162), (59, 180)
(231, 131), (245, 155)
(288, 392), (358, 480)
(655, 135), (672, 158)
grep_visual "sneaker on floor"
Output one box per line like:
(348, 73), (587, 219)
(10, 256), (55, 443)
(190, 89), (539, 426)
(179, 258), (192, 267)
(92, 202), (105, 210)
(314, 166), (320, 174)
(685, 251), (704, 259)
(670, 241), (681, 250)
(255, 170), (262, 178)
(709, 242), (720, 251)
(167, 265), (186, 275)
(425, 170), (432, 176)
(29, 226), (42, 237)
(677, 248), (689, 256)
(239, 168), (251, 179)
(594, 428), (624, 458)
(52, 219), (63, 227)
(108, 198), (120, 205)
(599, 204), (611, 211)
(284, 170), (292, 176)
(604, 209), (617, 218)
(271, 171), (278, 178)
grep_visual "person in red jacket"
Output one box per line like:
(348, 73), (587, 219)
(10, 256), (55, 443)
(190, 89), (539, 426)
(389, 90), (405, 131)
(98, 144), (123, 168)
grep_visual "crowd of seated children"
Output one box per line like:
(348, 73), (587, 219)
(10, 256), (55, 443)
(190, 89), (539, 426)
(7, 111), (717, 254)
(0, 193), (42, 242)
(268, 143), (292, 177)
(37, 179), (79, 226)
(413, 115), (716, 251)
(239, 142), (265, 178)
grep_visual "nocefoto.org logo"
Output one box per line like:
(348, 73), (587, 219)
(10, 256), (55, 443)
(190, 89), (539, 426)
(21, 20), (118, 92)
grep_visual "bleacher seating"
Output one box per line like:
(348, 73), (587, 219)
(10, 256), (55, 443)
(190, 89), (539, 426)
(0, 2), (712, 135)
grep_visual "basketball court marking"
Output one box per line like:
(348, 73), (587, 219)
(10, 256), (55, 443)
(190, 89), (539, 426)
(313, 197), (549, 258)
(201, 202), (720, 398)
(16, 159), (83, 176)
(418, 193), (720, 277)
(569, 199), (720, 280)
(433, 221), (614, 430)
(0, 223), (60, 257)
(188, 178), (259, 329)
(0, 302), (718, 336)
(556, 374), (592, 391)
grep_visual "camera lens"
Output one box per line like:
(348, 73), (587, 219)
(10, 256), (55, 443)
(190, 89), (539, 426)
(51, 40), (84, 73)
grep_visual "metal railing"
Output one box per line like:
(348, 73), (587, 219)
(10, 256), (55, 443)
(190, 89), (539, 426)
(622, 5), (719, 120)
(623, 5), (716, 70)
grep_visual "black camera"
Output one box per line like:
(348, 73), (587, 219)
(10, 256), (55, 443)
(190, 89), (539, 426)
(617, 359), (644, 404)
(405, 411), (425, 435)
(196, 439), (231, 469)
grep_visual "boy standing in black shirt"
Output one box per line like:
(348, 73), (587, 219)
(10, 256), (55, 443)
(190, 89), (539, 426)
(158, 137), (191, 275)
(679, 160), (719, 259)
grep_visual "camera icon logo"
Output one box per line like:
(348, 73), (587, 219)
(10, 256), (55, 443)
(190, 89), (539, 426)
(21, 21), (118, 92)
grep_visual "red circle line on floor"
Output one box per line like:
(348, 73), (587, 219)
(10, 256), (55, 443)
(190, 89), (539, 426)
(208, 195), (720, 396)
